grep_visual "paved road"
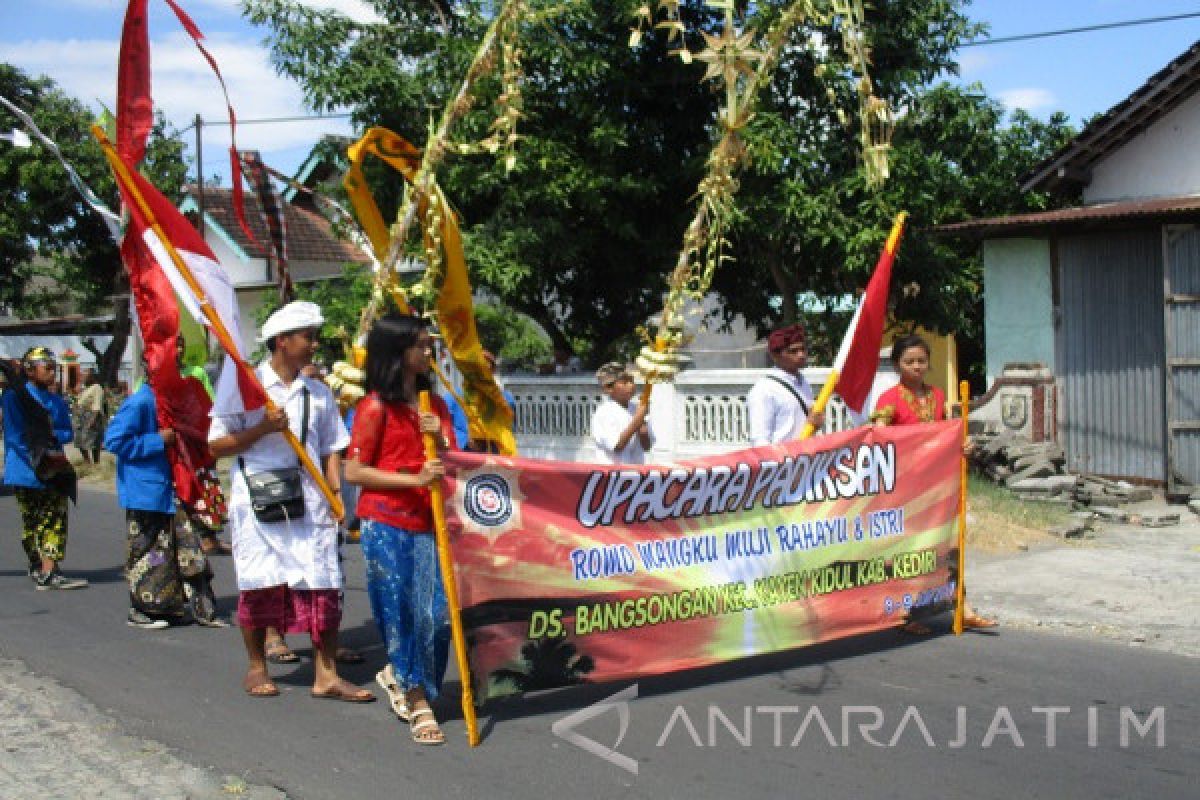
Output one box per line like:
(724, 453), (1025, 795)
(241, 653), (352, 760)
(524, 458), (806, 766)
(1, 487), (1195, 799)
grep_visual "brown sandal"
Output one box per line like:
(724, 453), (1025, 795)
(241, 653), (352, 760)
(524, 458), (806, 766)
(265, 637), (299, 664)
(963, 614), (998, 630)
(243, 669), (279, 697)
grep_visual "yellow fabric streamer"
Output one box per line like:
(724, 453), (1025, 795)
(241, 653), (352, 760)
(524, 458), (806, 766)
(343, 127), (517, 455)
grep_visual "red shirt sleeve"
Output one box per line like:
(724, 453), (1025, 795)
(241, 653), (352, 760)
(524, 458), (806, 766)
(347, 394), (385, 467)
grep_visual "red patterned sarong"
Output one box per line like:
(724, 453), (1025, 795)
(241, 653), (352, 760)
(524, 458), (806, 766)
(237, 586), (342, 644)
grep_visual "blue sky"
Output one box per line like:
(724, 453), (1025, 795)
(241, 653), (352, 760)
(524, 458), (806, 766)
(4, 1), (1200, 186)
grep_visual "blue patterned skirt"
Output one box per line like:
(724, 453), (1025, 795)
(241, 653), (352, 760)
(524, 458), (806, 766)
(360, 519), (450, 699)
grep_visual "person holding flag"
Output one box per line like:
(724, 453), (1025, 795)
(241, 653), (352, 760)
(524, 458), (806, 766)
(871, 334), (998, 633)
(208, 301), (373, 702)
(746, 324), (826, 446)
(1, 348), (88, 591)
(344, 313), (457, 745)
(104, 379), (224, 629)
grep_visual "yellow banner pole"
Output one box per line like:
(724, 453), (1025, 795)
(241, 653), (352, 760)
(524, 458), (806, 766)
(92, 125), (343, 520)
(418, 390), (480, 746)
(799, 370), (839, 440)
(953, 380), (971, 635)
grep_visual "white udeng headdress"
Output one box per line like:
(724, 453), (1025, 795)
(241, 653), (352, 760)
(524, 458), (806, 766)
(259, 301), (324, 342)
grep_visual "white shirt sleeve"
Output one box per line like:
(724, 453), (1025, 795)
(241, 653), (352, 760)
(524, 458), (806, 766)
(313, 383), (351, 456)
(746, 382), (772, 447)
(208, 411), (246, 442)
(592, 402), (623, 456)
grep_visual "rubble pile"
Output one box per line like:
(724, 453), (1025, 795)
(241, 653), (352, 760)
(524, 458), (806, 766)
(969, 430), (1180, 536)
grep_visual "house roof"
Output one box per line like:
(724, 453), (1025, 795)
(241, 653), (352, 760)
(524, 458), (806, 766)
(936, 194), (1200, 239)
(0, 314), (116, 335)
(183, 185), (371, 266)
(1021, 39), (1200, 194)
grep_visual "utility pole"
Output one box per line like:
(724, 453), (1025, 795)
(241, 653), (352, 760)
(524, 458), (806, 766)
(194, 113), (204, 237)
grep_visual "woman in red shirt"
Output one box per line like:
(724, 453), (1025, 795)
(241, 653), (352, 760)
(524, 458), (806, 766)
(872, 335), (997, 634)
(344, 314), (456, 745)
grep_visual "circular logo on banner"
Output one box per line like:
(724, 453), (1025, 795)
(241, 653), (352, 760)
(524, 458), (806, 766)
(463, 473), (513, 528)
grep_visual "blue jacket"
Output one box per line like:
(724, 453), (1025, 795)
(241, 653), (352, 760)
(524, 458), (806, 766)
(103, 384), (174, 513)
(2, 384), (74, 489)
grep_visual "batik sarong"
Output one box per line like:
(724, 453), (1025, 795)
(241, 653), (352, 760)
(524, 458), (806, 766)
(360, 520), (450, 700)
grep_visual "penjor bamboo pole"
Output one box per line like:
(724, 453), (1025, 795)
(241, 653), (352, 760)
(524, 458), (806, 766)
(419, 390), (480, 746)
(92, 125), (343, 520)
(953, 380), (971, 635)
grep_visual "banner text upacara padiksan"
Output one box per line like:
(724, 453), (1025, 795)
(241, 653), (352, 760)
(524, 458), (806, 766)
(576, 443), (896, 528)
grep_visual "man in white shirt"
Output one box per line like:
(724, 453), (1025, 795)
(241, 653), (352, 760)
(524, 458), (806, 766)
(591, 362), (654, 464)
(747, 323), (825, 446)
(209, 301), (373, 703)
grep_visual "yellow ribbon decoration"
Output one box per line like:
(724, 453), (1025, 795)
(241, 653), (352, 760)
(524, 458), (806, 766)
(343, 127), (517, 455)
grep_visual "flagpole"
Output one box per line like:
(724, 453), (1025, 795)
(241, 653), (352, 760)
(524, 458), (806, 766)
(419, 390), (480, 747)
(799, 212), (908, 440)
(953, 380), (971, 635)
(92, 124), (344, 520)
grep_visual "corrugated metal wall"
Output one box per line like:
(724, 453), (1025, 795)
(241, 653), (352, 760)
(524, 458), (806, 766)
(1164, 226), (1200, 486)
(1058, 231), (1165, 480)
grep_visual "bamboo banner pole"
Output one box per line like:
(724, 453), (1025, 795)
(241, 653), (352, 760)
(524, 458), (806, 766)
(799, 375), (839, 441)
(953, 380), (971, 635)
(418, 390), (480, 746)
(92, 124), (344, 520)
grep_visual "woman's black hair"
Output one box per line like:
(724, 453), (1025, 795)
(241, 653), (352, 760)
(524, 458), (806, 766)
(890, 334), (931, 367)
(364, 313), (431, 403)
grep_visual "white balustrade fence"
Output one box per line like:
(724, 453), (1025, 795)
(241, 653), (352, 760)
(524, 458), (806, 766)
(504, 367), (897, 463)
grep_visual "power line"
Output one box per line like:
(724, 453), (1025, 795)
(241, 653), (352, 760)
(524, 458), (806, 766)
(175, 112), (353, 134)
(960, 11), (1200, 47)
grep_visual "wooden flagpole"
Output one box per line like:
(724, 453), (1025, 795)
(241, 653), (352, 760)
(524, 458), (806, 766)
(953, 380), (970, 635)
(418, 390), (480, 746)
(92, 124), (344, 519)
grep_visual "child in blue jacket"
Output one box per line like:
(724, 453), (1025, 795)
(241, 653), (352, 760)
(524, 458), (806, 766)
(105, 383), (223, 629)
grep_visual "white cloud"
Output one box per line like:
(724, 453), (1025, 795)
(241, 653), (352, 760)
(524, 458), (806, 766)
(56, 0), (386, 22)
(954, 48), (995, 78)
(995, 87), (1057, 113)
(6, 31), (351, 171)
(192, 0), (385, 24)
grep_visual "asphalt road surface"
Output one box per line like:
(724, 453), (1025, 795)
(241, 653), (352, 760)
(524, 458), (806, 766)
(1, 487), (1195, 799)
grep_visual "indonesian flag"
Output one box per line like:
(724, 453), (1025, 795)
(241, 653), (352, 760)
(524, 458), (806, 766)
(830, 212), (908, 414)
(113, 159), (266, 414)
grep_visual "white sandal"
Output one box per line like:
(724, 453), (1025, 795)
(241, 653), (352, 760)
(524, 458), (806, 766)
(374, 666), (409, 721)
(409, 708), (445, 746)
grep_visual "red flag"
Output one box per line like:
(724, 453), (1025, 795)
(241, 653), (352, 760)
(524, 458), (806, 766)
(161, 0), (257, 246)
(116, 0), (152, 166)
(112, 157), (267, 414)
(832, 213), (908, 414)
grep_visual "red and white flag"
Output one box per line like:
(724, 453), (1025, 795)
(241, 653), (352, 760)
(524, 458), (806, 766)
(830, 212), (908, 414)
(114, 161), (266, 414)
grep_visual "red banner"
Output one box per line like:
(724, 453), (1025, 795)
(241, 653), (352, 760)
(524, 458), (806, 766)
(442, 421), (963, 699)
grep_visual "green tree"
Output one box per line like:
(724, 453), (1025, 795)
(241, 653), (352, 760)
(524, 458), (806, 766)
(244, 1), (1076, 376)
(724, 78), (1076, 378)
(1, 64), (189, 384)
(245, 0), (719, 366)
(1, 64), (188, 315)
(717, 1), (1077, 380)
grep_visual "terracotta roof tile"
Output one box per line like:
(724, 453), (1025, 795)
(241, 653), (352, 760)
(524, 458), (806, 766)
(185, 186), (371, 266)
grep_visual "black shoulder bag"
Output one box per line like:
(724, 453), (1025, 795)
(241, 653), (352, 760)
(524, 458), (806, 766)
(239, 387), (309, 524)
